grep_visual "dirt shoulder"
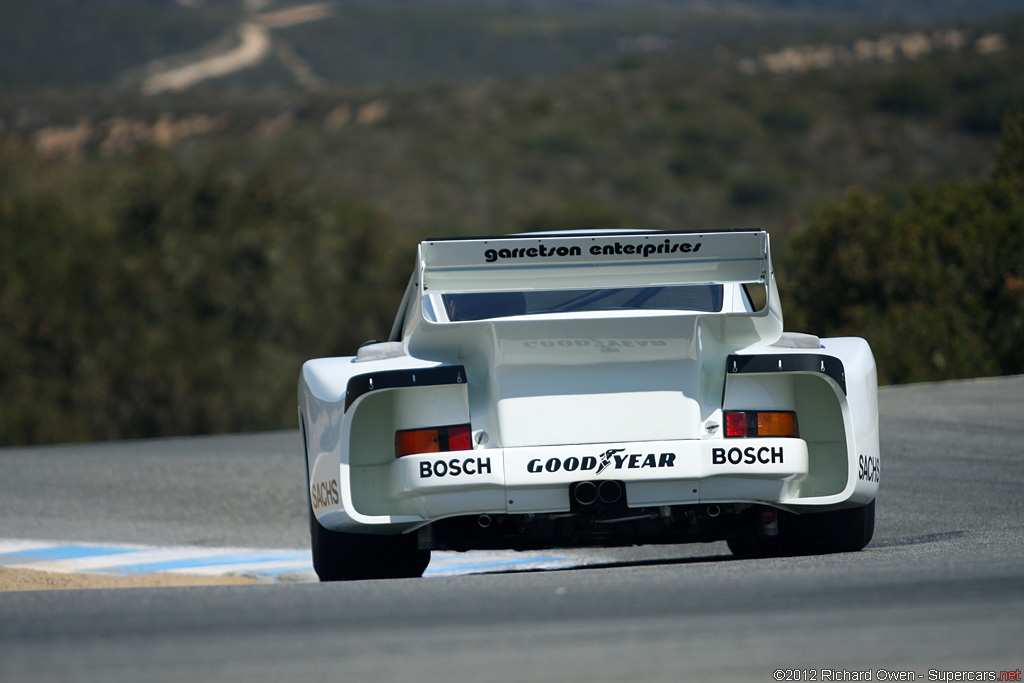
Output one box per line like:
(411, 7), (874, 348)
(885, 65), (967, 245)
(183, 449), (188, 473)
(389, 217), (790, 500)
(0, 567), (260, 591)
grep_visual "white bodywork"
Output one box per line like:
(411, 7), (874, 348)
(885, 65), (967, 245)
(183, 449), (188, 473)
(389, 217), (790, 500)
(299, 230), (879, 542)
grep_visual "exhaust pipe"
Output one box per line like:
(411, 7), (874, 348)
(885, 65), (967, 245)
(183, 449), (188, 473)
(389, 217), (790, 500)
(759, 506), (779, 536)
(572, 481), (598, 506)
(597, 480), (623, 504)
(477, 514), (492, 528)
(706, 504), (721, 518)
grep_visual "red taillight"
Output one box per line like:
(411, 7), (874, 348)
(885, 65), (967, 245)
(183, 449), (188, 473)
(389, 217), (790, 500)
(723, 411), (798, 438)
(395, 423), (472, 457)
(447, 424), (472, 451)
(725, 411), (748, 437)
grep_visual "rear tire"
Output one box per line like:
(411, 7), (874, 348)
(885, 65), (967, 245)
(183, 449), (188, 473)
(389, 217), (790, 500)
(727, 500), (875, 558)
(310, 511), (430, 581)
(785, 499), (875, 555)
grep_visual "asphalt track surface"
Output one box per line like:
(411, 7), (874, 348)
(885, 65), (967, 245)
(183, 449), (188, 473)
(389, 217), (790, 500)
(2, 376), (1023, 682)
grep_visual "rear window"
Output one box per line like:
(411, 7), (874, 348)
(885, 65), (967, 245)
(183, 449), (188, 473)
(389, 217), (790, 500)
(442, 285), (723, 322)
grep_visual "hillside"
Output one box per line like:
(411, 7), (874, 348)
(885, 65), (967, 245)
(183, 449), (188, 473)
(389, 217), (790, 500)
(6, 10), (1022, 236)
(2, 0), (1022, 90)
(1, 1), (1023, 444)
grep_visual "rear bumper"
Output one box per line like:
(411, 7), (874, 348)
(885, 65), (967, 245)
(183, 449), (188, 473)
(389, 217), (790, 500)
(381, 438), (808, 522)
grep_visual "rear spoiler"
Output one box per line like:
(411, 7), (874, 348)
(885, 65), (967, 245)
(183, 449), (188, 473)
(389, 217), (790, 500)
(418, 230), (770, 294)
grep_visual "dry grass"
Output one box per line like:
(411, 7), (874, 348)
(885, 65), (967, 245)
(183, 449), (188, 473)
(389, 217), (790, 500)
(0, 567), (261, 592)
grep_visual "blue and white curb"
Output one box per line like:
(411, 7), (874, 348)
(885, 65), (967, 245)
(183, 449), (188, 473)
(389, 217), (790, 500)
(0, 539), (316, 581)
(0, 539), (585, 581)
(427, 551), (582, 577)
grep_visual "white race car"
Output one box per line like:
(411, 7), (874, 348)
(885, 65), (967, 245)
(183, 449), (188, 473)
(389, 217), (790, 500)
(299, 229), (879, 580)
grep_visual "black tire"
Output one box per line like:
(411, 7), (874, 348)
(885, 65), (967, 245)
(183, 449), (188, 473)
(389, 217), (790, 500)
(310, 510), (430, 581)
(784, 499), (875, 555)
(727, 500), (875, 558)
(301, 416), (428, 581)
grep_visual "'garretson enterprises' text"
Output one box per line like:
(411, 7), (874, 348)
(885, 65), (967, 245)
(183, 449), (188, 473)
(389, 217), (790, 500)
(483, 240), (702, 263)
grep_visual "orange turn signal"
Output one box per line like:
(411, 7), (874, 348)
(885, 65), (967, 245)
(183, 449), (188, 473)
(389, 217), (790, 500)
(724, 411), (798, 438)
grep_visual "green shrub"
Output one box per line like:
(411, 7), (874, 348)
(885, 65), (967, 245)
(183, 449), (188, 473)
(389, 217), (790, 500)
(0, 146), (414, 445)
(728, 174), (788, 208)
(783, 115), (1024, 384)
(667, 149), (725, 181)
(760, 104), (814, 133)
(874, 74), (947, 116)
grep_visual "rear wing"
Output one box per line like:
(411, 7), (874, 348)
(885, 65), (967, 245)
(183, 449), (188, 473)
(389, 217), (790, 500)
(418, 230), (771, 295)
(400, 229), (783, 354)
